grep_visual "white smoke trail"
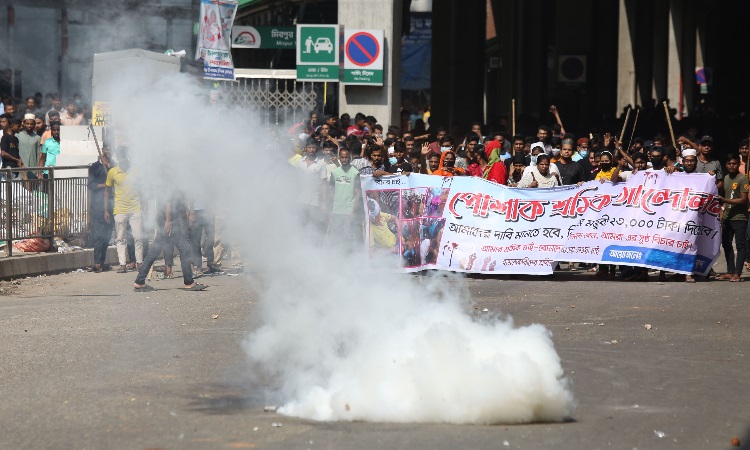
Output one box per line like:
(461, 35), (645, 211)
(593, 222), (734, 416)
(101, 64), (575, 425)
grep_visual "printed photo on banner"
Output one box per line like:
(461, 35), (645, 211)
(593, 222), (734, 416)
(366, 190), (400, 256)
(401, 188), (426, 218)
(424, 187), (449, 217)
(401, 220), (422, 268)
(420, 218), (445, 266)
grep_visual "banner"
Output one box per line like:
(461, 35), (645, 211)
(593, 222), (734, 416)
(362, 172), (721, 276)
(196, 0), (237, 80)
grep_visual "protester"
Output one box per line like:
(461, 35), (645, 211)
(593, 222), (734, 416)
(696, 135), (722, 182)
(1, 116), (23, 177)
(715, 154), (749, 282)
(133, 195), (206, 292)
(189, 200), (219, 276)
(17, 113), (40, 179)
(328, 148), (360, 247)
(38, 121), (61, 180)
(104, 147), (143, 273)
(554, 138), (585, 185)
(88, 145), (113, 272)
(518, 154), (560, 188)
(431, 150), (466, 177)
(506, 153), (527, 187)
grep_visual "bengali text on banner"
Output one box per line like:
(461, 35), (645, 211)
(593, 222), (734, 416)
(361, 172), (721, 276)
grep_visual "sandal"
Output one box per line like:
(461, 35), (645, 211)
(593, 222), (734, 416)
(182, 283), (208, 291)
(715, 273), (734, 281)
(730, 276), (744, 282)
(116, 265), (128, 273)
(685, 275), (696, 283)
(134, 284), (157, 292)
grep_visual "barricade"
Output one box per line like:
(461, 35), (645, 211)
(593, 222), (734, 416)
(0, 166), (90, 257)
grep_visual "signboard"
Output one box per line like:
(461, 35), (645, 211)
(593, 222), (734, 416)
(91, 102), (111, 126)
(296, 24), (339, 81)
(232, 26), (295, 49)
(343, 29), (384, 85)
(195, 0), (237, 80)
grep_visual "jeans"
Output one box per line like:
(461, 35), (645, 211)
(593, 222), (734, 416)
(190, 210), (215, 268)
(91, 212), (113, 266)
(135, 221), (193, 285)
(721, 219), (747, 275)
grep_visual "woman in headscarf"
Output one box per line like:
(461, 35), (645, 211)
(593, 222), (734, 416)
(431, 150), (466, 176)
(483, 140), (508, 184)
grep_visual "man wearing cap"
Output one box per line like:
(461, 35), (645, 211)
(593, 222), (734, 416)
(17, 113), (40, 179)
(697, 135), (722, 182)
(572, 137), (589, 162)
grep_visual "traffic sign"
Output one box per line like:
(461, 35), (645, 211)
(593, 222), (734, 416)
(346, 32), (380, 66)
(343, 29), (384, 85)
(296, 24), (339, 81)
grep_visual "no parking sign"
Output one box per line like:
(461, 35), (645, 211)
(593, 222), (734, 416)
(343, 29), (384, 85)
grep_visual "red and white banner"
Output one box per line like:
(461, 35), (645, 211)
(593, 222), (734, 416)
(361, 172), (721, 275)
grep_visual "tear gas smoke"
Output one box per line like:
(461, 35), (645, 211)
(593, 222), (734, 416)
(102, 68), (575, 424)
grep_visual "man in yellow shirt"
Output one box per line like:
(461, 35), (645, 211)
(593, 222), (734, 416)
(104, 147), (143, 273)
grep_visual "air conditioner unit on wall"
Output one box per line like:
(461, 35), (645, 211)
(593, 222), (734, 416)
(558, 55), (586, 83)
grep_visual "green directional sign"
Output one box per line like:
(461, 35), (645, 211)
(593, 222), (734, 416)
(296, 24), (339, 81)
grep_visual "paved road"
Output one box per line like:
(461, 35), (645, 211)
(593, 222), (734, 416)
(1, 262), (749, 450)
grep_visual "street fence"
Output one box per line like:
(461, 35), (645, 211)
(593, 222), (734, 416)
(1, 166), (90, 257)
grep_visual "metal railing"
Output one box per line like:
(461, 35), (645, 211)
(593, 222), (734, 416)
(1, 166), (91, 257)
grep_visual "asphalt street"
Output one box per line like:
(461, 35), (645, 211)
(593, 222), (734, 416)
(1, 260), (749, 450)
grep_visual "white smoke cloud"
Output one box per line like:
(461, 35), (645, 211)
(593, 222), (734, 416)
(102, 56), (575, 425)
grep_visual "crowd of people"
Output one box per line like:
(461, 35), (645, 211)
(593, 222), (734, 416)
(0, 92), (89, 179)
(291, 107), (750, 283)
(1, 91), (747, 284)
(86, 143), (227, 292)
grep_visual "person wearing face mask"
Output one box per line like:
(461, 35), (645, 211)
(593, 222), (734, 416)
(431, 150), (466, 177)
(549, 136), (562, 163)
(572, 137), (589, 161)
(647, 147), (677, 174)
(594, 151), (617, 181)
(387, 141), (412, 175)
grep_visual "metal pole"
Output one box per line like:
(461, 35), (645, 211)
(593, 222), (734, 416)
(5, 169), (12, 257)
(48, 168), (55, 243)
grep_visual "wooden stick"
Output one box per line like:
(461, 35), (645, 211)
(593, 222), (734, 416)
(626, 107), (640, 152)
(511, 99), (516, 156)
(663, 101), (676, 147)
(619, 107), (631, 144)
(88, 123), (103, 159)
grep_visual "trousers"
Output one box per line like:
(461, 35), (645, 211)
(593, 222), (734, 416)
(115, 212), (143, 265)
(135, 221), (193, 285)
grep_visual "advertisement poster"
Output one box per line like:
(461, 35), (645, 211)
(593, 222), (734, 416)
(196, 0), (237, 80)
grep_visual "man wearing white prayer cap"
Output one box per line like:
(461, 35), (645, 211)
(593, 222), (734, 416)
(18, 113), (41, 177)
(681, 148), (698, 174)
